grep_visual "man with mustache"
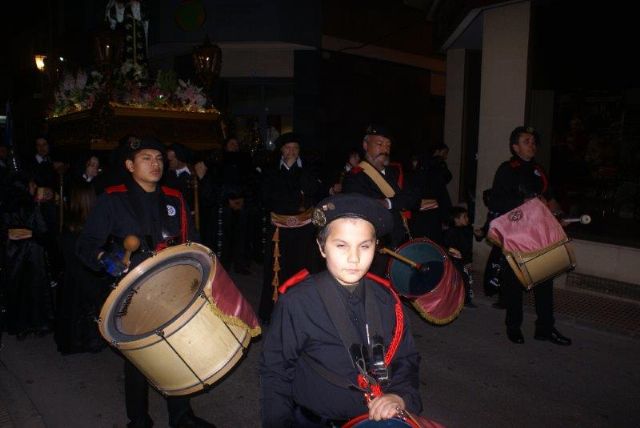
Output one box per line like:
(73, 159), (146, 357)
(342, 124), (418, 272)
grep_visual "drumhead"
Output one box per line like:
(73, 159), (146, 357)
(343, 414), (417, 427)
(387, 238), (445, 298)
(101, 244), (213, 343)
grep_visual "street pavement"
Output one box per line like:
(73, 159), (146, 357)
(1, 268), (639, 428)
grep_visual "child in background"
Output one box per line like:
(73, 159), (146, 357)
(443, 206), (477, 308)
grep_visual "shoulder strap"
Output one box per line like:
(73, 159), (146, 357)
(358, 161), (396, 198)
(313, 274), (360, 368)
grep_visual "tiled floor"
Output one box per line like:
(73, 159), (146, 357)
(526, 286), (640, 337)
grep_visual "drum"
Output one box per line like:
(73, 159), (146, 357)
(488, 198), (576, 289)
(343, 414), (419, 427)
(99, 242), (260, 396)
(386, 238), (465, 325)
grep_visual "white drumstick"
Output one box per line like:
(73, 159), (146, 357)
(563, 214), (591, 225)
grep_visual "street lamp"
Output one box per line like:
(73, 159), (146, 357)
(34, 55), (47, 72)
(192, 35), (222, 95)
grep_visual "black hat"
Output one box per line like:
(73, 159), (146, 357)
(124, 137), (166, 159)
(365, 123), (393, 141)
(312, 193), (393, 236)
(275, 132), (302, 150)
(509, 126), (540, 147)
(168, 143), (193, 164)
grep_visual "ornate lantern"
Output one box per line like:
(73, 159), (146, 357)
(94, 26), (124, 70)
(192, 35), (222, 93)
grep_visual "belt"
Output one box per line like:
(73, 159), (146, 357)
(296, 406), (348, 427)
(270, 208), (313, 228)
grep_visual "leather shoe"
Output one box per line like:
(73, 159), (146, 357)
(534, 327), (572, 346)
(171, 413), (216, 428)
(507, 327), (524, 344)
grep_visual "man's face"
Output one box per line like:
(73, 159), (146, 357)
(512, 132), (537, 161)
(36, 138), (49, 156)
(126, 149), (164, 189)
(454, 212), (469, 227)
(166, 150), (179, 171)
(317, 218), (376, 286)
(226, 138), (240, 152)
(85, 156), (100, 178)
(363, 135), (391, 170)
(281, 142), (300, 164)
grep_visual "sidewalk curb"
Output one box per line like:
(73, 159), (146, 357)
(0, 356), (45, 428)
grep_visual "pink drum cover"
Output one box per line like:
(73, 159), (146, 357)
(488, 198), (567, 253)
(209, 259), (261, 337)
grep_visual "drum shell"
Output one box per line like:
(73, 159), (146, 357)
(505, 239), (576, 289)
(99, 243), (251, 396)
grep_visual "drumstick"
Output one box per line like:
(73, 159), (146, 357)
(123, 235), (141, 266)
(379, 247), (428, 272)
(563, 214), (592, 225)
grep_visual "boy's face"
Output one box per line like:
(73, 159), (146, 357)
(317, 218), (376, 286)
(454, 212), (469, 227)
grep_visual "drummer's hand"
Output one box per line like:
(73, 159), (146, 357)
(368, 393), (405, 421)
(448, 247), (462, 259)
(99, 250), (128, 277)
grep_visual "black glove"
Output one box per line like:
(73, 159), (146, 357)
(99, 251), (128, 277)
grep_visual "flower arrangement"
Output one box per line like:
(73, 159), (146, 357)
(49, 67), (216, 118)
(51, 70), (104, 117)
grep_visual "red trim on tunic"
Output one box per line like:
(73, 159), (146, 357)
(105, 184), (127, 194)
(350, 166), (363, 174)
(277, 269), (310, 294)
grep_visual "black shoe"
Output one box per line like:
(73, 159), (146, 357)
(171, 414), (216, 428)
(507, 328), (524, 344)
(534, 327), (572, 346)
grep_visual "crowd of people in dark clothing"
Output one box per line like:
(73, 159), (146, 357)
(0, 128), (479, 352)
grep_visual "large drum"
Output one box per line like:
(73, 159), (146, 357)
(343, 414), (419, 427)
(99, 243), (260, 396)
(488, 198), (576, 289)
(386, 238), (465, 325)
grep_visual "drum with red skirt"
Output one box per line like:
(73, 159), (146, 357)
(488, 198), (576, 289)
(386, 238), (465, 325)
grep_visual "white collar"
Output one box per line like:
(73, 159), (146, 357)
(35, 154), (48, 163)
(280, 157), (302, 170)
(175, 166), (191, 176)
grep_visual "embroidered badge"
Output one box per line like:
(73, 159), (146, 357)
(167, 205), (176, 216)
(312, 208), (327, 227)
(509, 209), (523, 222)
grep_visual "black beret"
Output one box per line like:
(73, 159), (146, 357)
(275, 132), (302, 150)
(365, 123), (393, 141)
(168, 143), (193, 164)
(312, 193), (393, 237)
(509, 126), (540, 147)
(125, 137), (166, 158)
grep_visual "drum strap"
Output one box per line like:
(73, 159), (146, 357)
(311, 274), (387, 395)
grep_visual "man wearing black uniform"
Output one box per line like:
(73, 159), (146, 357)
(76, 138), (215, 427)
(342, 124), (418, 274)
(258, 132), (322, 323)
(488, 126), (571, 346)
(260, 193), (422, 427)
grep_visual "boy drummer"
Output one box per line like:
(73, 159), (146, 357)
(260, 193), (422, 427)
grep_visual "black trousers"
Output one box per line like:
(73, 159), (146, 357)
(501, 259), (554, 333)
(124, 360), (192, 426)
